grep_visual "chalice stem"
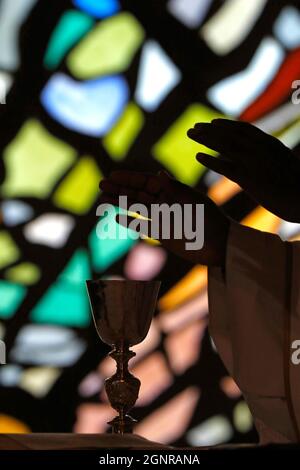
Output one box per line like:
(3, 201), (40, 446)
(106, 340), (141, 434)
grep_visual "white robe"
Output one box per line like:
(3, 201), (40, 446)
(208, 221), (300, 444)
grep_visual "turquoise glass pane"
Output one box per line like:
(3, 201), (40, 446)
(59, 249), (90, 285)
(0, 281), (26, 319)
(44, 10), (94, 69)
(31, 250), (91, 327)
(89, 206), (138, 272)
(31, 283), (90, 327)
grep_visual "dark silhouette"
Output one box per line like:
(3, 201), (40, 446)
(100, 118), (300, 265)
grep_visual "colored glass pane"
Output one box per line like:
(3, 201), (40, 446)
(0, 281), (26, 319)
(2, 120), (76, 198)
(44, 10), (94, 69)
(53, 156), (102, 214)
(73, 0), (120, 18)
(67, 13), (144, 79)
(135, 40), (181, 112)
(5, 263), (41, 285)
(0, 231), (20, 269)
(41, 74), (129, 137)
(89, 206), (138, 272)
(103, 103), (144, 160)
(153, 104), (224, 185)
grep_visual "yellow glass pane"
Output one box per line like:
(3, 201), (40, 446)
(0, 231), (20, 269)
(53, 156), (102, 214)
(103, 102), (144, 160)
(2, 120), (76, 198)
(5, 262), (41, 285)
(153, 104), (224, 186)
(233, 401), (253, 434)
(67, 12), (144, 79)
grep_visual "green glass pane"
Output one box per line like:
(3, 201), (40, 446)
(5, 262), (41, 285)
(103, 102), (144, 160)
(0, 281), (26, 319)
(67, 12), (144, 79)
(53, 156), (102, 214)
(0, 231), (20, 269)
(152, 104), (224, 186)
(89, 206), (138, 272)
(59, 249), (90, 285)
(31, 284), (90, 327)
(31, 250), (91, 327)
(44, 10), (94, 70)
(2, 120), (76, 199)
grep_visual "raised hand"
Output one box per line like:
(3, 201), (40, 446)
(99, 171), (230, 266)
(188, 119), (300, 222)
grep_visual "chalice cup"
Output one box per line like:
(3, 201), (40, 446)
(86, 279), (161, 434)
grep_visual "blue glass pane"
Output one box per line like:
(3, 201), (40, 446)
(41, 73), (129, 137)
(73, 0), (120, 18)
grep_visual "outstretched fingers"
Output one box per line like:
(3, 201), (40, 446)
(100, 171), (162, 209)
(196, 152), (239, 182)
(187, 124), (246, 157)
(107, 170), (162, 194)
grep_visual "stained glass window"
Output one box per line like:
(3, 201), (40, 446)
(0, 0), (300, 445)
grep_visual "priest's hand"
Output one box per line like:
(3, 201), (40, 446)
(99, 171), (230, 266)
(188, 119), (300, 222)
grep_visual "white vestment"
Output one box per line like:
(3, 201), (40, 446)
(208, 222), (300, 444)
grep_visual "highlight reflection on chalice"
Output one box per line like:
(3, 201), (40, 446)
(86, 280), (161, 434)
